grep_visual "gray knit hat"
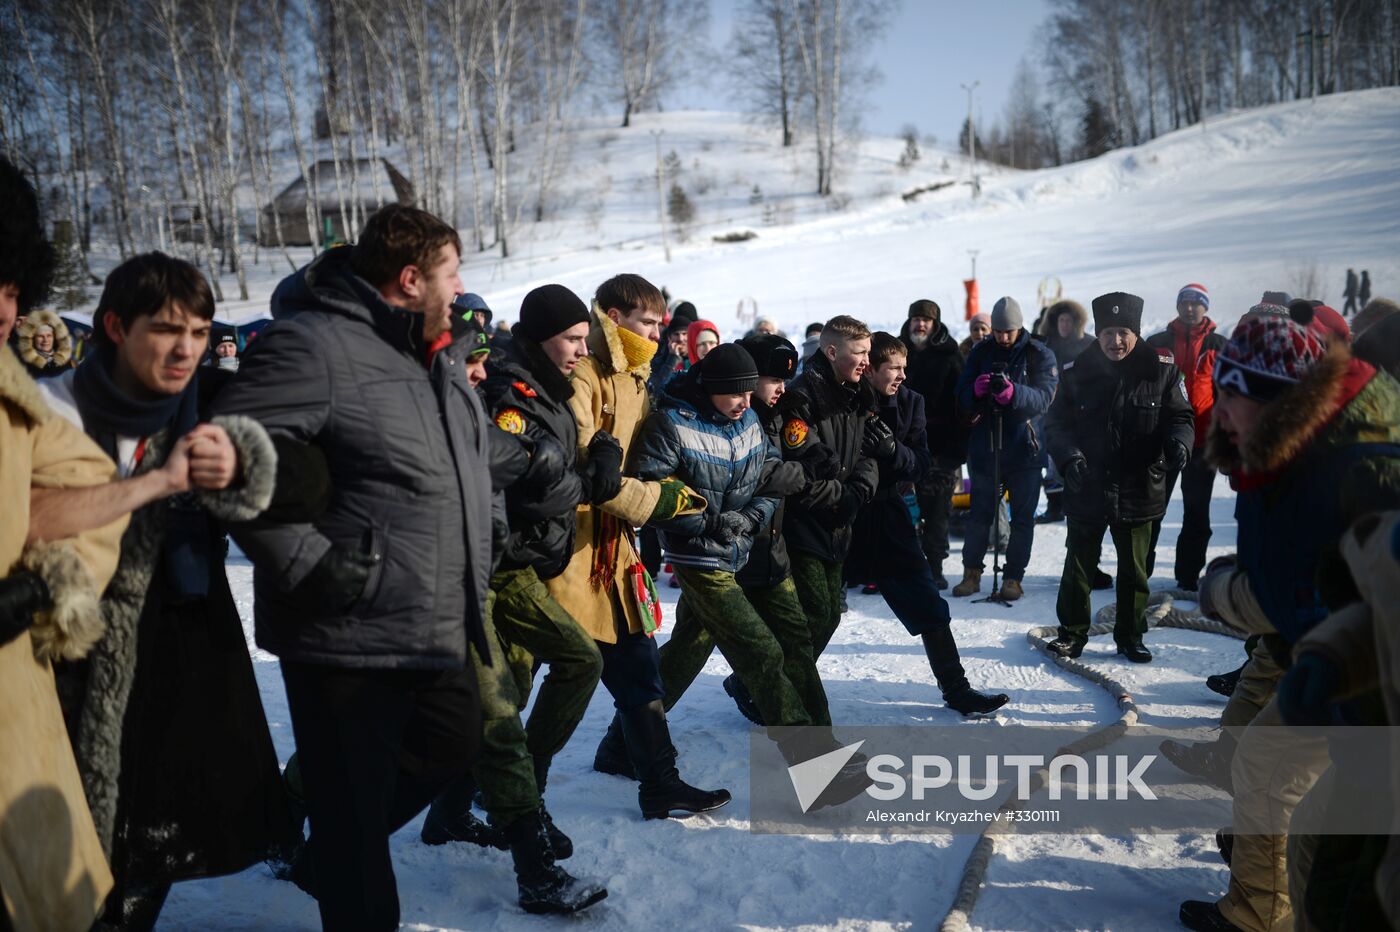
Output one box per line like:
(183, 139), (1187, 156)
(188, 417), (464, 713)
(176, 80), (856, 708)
(991, 296), (1023, 331)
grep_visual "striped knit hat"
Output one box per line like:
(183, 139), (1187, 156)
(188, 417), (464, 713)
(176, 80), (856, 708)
(1177, 283), (1209, 308)
(1213, 314), (1328, 401)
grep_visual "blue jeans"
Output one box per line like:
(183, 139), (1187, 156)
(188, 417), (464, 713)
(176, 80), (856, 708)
(598, 628), (665, 711)
(962, 465), (1041, 581)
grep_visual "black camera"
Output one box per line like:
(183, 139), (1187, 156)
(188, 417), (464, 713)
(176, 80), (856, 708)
(987, 362), (1010, 396)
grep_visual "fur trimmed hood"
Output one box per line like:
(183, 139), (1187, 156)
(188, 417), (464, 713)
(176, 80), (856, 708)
(1040, 300), (1089, 340)
(16, 309), (74, 371)
(0, 342), (51, 424)
(1206, 341), (1385, 477)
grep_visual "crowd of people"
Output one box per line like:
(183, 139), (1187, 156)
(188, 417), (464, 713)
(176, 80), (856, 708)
(3, 150), (1400, 932)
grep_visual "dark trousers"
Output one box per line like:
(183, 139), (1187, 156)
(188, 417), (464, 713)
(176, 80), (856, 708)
(598, 623), (666, 712)
(915, 467), (958, 567)
(1056, 519), (1152, 645)
(963, 465), (1041, 581)
(874, 567), (953, 636)
(1147, 446), (1217, 586)
(639, 527), (663, 576)
(280, 661), (481, 932)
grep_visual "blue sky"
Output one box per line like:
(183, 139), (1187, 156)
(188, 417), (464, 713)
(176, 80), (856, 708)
(671, 0), (1053, 144)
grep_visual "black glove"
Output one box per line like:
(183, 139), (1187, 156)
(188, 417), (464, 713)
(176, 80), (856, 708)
(799, 443), (842, 482)
(521, 434), (567, 496)
(294, 546), (378, 614)
(1063, 457), (1089, 494)
(830, 488), (864, 527)
(0, 571), (52, 648)
(1276, 653), (1342, 726)
(861, 416), (897, 460)
(1165, 441), (1190, 473)
(584, 430), (623, 504)
(708, 511), (756, 545)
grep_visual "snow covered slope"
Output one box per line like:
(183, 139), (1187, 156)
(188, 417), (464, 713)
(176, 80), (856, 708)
(156, 91), (1398, 930)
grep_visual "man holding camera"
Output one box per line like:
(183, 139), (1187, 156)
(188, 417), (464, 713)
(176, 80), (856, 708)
(952, 297), (1059, 601)
(1045, 292), (1195, 662)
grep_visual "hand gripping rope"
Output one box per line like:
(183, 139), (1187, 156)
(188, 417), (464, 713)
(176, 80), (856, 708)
(937, 589), (1247, 932)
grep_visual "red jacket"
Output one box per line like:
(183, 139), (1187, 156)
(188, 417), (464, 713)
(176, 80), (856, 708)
(1147, 318), (1227, 449)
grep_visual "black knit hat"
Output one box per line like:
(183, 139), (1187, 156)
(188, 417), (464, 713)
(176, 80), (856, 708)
(1091, 291), (1144, 336)
(736, 333), (798, 380)
(515, 284), (589, 343)
(908, 299), (941, 321)
(696, 343), (759, 395)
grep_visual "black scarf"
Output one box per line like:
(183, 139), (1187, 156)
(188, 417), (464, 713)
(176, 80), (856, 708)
(73, 347), (212, 600)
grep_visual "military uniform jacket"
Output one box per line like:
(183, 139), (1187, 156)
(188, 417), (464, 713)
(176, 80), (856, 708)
(481, 337), (587, 580)
(1046, 340), (1195, 525)
(777, 351), (880, 563)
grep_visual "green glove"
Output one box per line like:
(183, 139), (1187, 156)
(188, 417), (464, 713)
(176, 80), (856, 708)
(650, 478), (690, 521)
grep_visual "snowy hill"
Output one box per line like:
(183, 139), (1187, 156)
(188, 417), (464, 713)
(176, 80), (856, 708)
(157, 90), (1399, 931)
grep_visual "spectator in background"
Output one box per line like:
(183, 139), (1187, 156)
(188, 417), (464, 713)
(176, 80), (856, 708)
(798, 321), (822, 373)
(899, 299), (965, 589)
(212, 333), (240, 371)
(1359, 269), (1372, 307)
(748, 317), (780, 337)
(1343, 268), (1359, 316)
(453, 291), (493, 332)
(1034, 299), (1094, 525)
(648, 302), (695, 400)
(959, 312), (991, 358)
(686, 319), (720, 364)
(1145, 284), (1227, 590)
(16, 309), (75, 378)
(1353, 296), (1398, 338)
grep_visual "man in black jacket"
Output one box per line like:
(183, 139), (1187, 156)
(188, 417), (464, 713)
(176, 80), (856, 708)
(779, 315), (881, 657)
(899, 299), (965, 589)
(1045, 292), (1195, 663)
(420, 285), (613, 914)
(214, 205), (494, 930)
(848, 333), (1009, 715)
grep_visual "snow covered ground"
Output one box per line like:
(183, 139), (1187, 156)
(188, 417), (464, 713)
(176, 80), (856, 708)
(155, 89), (1399, 929)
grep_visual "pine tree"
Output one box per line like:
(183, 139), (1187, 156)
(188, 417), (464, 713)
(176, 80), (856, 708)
(897, 125), (920, 169)
(667, 183), (695, 229)
(1079, 98), (1116, 159)
(49, 222), (90, 311)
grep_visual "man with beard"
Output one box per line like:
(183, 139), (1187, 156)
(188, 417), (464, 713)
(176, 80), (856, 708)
(213, 205), (493, 930)
(899, 299), (966, 589)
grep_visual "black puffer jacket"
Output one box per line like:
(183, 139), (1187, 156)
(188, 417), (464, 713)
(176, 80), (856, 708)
(215, 246), (495, 669)
(480, 335), (587, 580)
(737, 396), (806, 589)
(778, 351), (880, 563)
(845, 384), (935, 582)
(1045, 340), (1195, 524)
(899, 319), (966, 468)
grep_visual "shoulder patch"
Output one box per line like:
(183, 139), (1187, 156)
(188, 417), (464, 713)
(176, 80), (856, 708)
(495, 407), (527, 434)
(782, 418), (809, 449)
(1062, 359), (1075, 371)
(1158, 352), (1176, 365)
(511, 380), (537, 398)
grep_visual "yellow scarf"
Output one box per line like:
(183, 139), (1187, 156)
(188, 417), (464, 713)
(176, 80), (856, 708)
(615, 323), (655, 372)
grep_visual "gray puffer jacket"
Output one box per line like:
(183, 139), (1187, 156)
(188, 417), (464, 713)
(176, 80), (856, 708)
(214, 246), (495, 670)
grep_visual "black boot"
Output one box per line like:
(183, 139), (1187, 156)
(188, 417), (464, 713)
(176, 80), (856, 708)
(1046, 636), (1085, 659)
(531, 755), (572, 860)
(922, 626), (1009, 716)
(1092, 568), (1114, 590)
(723, 673), (765, 726)
(930, 565), (949, 590)
(1159, 738), (1233, 793)
(1115, 638), (1152, 663)
(504, 810), (607, 915)
(775, 729), (872, 811)
(1179, 900), (1244, 932)
(1035, 491), (1065, 524)
(1206, 662), (1246, 697)
(592, 712), (637, 780)
(421, 773), (504, 849)
(620, 700), (731, 820)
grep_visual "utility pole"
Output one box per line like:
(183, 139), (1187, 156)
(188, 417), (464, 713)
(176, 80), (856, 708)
(650, 129), (671, 263)
(968, 249), (979, 281)
(960, 80), (981, 198)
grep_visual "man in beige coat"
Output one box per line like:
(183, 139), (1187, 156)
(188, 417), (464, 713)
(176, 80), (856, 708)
(546, 273), (730, 820)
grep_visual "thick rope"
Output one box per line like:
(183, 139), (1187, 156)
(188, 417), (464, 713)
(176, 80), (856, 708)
(939, 589), (1247, 932)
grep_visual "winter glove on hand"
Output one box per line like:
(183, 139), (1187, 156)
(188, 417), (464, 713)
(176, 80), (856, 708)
(973, 373), (992, 398)
(829, 488), (864, 527)
(799, 443), (842, 482)
(584, 430), (624, 504)
(992, 381), (1015, 406)
(522, 434), (567, 497)
(1277, 653), (1343, 726)
(708, 511), (755, 545)
(294, 546), (377, 614)
(861, 416), (897, 460)
(1063, 457), (1089, 494)
(1165, 440), (1191, 473)
(649, 478), (691, 522)
(0, 571), (52, 648)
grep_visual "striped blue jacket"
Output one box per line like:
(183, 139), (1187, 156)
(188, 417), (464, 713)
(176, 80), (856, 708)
(633, 374), (779, 572)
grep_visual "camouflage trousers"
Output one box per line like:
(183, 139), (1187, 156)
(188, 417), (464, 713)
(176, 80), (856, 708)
(657, 566), (816, 727)
(790, 552), (845, 657)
